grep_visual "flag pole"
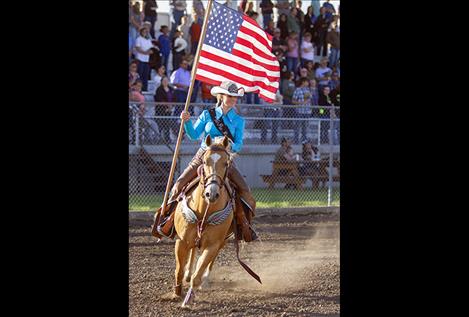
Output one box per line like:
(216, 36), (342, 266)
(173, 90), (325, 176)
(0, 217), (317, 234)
(152, 0), (214, 237)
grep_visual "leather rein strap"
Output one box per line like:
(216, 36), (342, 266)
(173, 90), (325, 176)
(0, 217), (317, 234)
(233, 216), (262, 284)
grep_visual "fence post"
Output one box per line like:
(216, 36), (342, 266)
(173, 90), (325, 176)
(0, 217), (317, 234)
(135, 111), (140, 147)
(327, 105), (334, 206)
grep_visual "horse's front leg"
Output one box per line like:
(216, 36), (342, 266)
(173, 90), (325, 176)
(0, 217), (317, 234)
(182, 244), (221, 307)
(174, 239), (190, 298)
(184, 247), (196, 284)
(201, 244), (223, 289)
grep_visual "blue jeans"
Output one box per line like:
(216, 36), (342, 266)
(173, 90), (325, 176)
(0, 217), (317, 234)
(294, 113), (310, 144)
(161, 53), (169, 72)
(245, 92), (260, 104)
(262, 13), (272, 28)
(329, 48), (340, 69)
(261, 108), (280, 143)
(137, 61), (150, 91)
(319, 119), (339, 145)
(144, 16), (157, 39)
(191, 80), (201, 103)
(174, 89), (189, 115)
(287, 57), (298, 73)
(171, 9), (185, 38)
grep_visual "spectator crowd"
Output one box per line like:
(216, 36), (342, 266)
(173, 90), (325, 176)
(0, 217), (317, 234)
(129, 0), (340, 145)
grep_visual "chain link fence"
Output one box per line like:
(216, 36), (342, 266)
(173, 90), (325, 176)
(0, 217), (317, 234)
(129, 102), (340, 211)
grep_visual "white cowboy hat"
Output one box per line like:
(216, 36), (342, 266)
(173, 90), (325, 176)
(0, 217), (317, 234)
(210, 81), (245, 97)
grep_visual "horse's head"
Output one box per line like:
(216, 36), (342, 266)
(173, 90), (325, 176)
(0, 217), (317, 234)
(200, 135), (232, 203)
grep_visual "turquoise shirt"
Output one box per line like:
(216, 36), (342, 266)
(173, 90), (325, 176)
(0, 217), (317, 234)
(183, 106), (245, 153)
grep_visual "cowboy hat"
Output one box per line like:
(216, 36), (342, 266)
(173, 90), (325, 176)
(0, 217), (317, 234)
(210, 81), (245, 97)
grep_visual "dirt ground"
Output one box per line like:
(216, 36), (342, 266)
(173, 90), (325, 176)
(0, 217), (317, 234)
(129, 212), (340, 316)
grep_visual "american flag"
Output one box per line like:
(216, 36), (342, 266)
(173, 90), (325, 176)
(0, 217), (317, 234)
(195, 1), (280, 102)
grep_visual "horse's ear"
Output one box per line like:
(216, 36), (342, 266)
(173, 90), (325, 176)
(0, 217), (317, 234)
(205, 135), (212, 147)
(222, 135), (229, 148)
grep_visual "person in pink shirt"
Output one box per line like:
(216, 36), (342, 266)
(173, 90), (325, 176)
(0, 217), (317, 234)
(287, 32), (299, 72)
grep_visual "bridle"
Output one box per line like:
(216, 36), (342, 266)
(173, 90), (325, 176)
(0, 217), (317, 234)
(199, 147), (232, 194)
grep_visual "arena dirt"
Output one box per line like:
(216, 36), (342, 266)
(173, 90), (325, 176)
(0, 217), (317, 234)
(129, 212), (340, 316)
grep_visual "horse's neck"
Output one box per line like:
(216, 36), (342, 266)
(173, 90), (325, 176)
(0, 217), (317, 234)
(189, 182), (229, 216)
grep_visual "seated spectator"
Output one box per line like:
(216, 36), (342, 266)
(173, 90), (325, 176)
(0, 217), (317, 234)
(154, 76), (177, 143)
(129, 79), (145, 115)
(292, 77), (312, 144)
(330, 84), (340, 108)
(298, 67), (309, 80)
(274, 137), (294, 162)
(305, 61), (316, 80)
(310, 78), (319, 106)
(265, 20), (276, 36)
(272, 28), (288, 54)
(130, 79), (159, 144)
(281, 70), (296, 103)
(283, 145), (298, 189)
(329, 71), (340, 91)
(299, 140), (320, 174)
(315, 57), (332, 91)
(153, 64), (166, 91)
(128, 61), (140, 88)
(300, 32), (315, 66)
(249, 11), (260, 25)
(274, 49), (288, 79)
(299, 140), (324, 186)
(277, 13), (289, 40)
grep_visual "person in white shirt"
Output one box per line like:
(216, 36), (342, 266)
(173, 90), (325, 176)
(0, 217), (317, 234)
(315, 57), (332, 91)
(153, 64), (167, 92)
(300, 32), (315, 66)
(135, 27), (154, 91)
(172, 30), (188, 71)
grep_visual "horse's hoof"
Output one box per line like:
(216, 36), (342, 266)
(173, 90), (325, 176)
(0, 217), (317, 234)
(160, 292), (181, 302)
(181, 287), (195, 307)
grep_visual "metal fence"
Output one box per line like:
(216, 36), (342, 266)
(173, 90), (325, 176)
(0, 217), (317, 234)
(129, 102), (340, 211)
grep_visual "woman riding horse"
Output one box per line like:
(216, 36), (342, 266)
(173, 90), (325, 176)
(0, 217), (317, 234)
(170, 80), (257, 242)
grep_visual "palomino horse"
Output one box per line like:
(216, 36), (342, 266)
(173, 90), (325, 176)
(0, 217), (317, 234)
(173, 135), (235, 307)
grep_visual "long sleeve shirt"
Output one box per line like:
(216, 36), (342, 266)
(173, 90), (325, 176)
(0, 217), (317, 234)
(183, 106), (245, 152)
